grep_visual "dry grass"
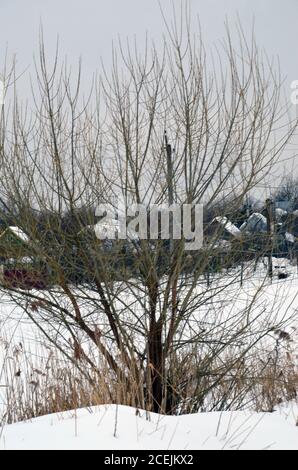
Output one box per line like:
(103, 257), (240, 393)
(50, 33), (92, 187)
(0, 334), (146, 425)
(1, 328), (297, 424)
(167, 333), (297, 414)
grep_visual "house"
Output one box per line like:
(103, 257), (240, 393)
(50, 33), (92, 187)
(275, 207), (287, 222)
(209, 216), (242, 241)
(0, 226), (31, 260)
(79, 218), (139, 245)
(0, 226), (46, 289)
(240, 213), (267, 234)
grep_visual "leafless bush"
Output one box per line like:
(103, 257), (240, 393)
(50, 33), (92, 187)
(0, 8), (297, 415)
(0, 324), (296, 424)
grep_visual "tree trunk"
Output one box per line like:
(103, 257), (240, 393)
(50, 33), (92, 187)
(147, 277), (164, 412)
(148, 319), (163, 412)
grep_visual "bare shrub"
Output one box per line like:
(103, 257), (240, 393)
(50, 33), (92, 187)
(0, 8), (297, 415)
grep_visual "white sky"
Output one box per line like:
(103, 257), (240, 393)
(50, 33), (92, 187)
(1, 0), (297, 86)
(0, 2), (296, 65)
(0, 0), (298, 193)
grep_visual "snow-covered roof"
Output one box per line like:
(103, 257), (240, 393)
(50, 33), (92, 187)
(4, 256), (34, 264)
(92, 219), (139, 241)
(285, 232), (295, 244)
(240, 213), (267, 233)
(3, 226), (30, 243)
(275, 208), (287, 221)
(212, 239), (232, 250)
(93, 219), (119, 240)
(212, 216), (241, 238)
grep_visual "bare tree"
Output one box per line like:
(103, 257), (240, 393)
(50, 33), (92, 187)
(0, 13), (297, 414)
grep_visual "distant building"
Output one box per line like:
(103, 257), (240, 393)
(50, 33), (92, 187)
(0, 226), (31, 259)
(209, 216), (242, 241)
(0, 227), (46, 289)
(240, 213), (267, 233)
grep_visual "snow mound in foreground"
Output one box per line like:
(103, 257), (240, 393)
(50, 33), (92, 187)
(1, 404), (297, 450)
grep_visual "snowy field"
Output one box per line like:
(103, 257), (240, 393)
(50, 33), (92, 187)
(1, 403), (298, 450)
(0, 259), (297, 450)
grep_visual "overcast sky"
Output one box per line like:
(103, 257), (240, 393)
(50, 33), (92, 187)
(1, 0), (298, 193)
(1, 0), (297, 84)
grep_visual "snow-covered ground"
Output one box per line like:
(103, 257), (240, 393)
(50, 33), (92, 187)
(0, 259), (297, 449)
(1, 403), (297, 450)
